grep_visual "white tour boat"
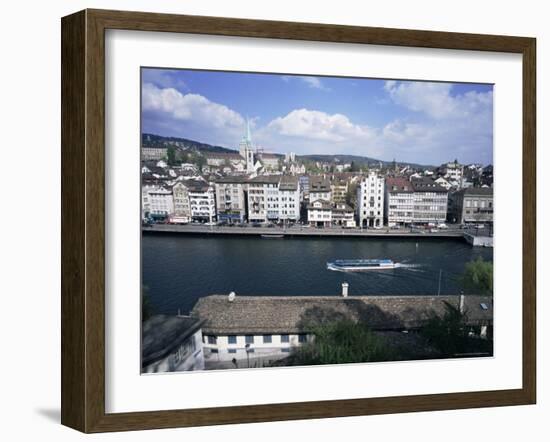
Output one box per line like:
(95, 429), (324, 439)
(327, 259), (397, 271)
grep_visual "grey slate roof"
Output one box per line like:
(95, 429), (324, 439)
(142, 315), (203, 367)
(214, 175), (250, 184)
(458, 187), (493, 197)
(248, 175), (281, 184)
(191, 295), (493, 335)
(411, 177), (448, 193)
(310, 177), (331, 191)
(279, 175), (299, 191)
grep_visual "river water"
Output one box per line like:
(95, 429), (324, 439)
(142, 234), (493, 315)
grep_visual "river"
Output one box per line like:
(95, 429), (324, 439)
(142, 234), (493, 315)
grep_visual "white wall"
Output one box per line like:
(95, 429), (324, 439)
(1, 1), (547, 441)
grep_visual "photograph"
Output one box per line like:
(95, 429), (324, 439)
(140, 67), (494, 373)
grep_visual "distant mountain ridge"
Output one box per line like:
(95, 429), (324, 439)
(142, 133), (235, 154)
(142, 133), (435, 169)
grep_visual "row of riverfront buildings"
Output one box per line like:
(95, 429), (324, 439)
(142, 162), (494, 228)
(141, 125), (494, 228)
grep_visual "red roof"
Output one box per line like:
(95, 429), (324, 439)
(386, 177), (413, 193)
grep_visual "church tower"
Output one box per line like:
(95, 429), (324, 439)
(239, 117), (255, 172)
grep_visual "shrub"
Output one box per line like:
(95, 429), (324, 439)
(292, 320), (393, 365)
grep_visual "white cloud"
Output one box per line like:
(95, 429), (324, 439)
(301, 76), (330, 91)
(384, 80), (493, 121)
(142, 83), (244, 130)
(280, 75), (330, 91)
(266, 109), (374, 143)
(142, 69), (188, 92)
(254, 109), (383, 157)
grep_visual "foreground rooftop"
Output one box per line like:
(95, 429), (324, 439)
(191, 294), (493, 335)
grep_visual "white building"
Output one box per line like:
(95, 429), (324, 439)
(288, 163), (306, 175)
(411, 178), (448, 224)
(259, 153), (280, 171)
(357, 171), (385, 228)
(307, 199), (332, 227)
(142, 181), (173, 220)
(385, 177), (414, 226)
(142, 315), (205, 373)
(434, 176), (453, 190)
(148, 187), (174, 218)
(284, 152), (296, 163)
(441, 160), (464, 183)
(192, 295), (314, 368)
(247, 175), (300, 223)
(187, 180), (216, 223)
(278, 176), (300, 223)
(141, 146), (167, 161)
(204, 152), (244, 168)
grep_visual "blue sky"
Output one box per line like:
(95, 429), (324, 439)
(141, 68), (493, 165)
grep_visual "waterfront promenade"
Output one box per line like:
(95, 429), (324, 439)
(144, 223), (487, 241)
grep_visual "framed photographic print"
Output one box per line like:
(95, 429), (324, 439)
(61, 9), (536, 433)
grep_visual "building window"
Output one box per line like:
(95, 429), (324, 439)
(298, 334), (307, 343)
(211, 349), (218, 354)
(207, 335), (217, 345)
(280, 334), (290, 343)
(245, 335), (254, 344)
(263, 335), (272, 344)
(282, 348), (291, 353)
(228, 349), (237, 354)
(228, 335), (237, 344)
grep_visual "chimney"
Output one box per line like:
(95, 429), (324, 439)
(459, 293), (465, 314)
(341, 282), (349, 297)
(228, 291), (236, 302)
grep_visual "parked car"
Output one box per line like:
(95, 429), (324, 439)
(437, 223), (448, 229)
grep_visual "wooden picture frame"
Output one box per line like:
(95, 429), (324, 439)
(61, 8), (536, 433)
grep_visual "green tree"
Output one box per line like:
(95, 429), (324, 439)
(349, 161), (360, 172)
(420, 301), (493, 357)
(461, 257), (493, 295)
(421, 302), (470, 356)
(167, 146), (176, 166)
(196, 155), (206, 172)
(345, 182), (358, 208)
(291, 320), (393, 365)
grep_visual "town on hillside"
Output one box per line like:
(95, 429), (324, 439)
(141, 124), (494, 231)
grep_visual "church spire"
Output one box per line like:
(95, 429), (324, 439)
(245, 116), (252, 143)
